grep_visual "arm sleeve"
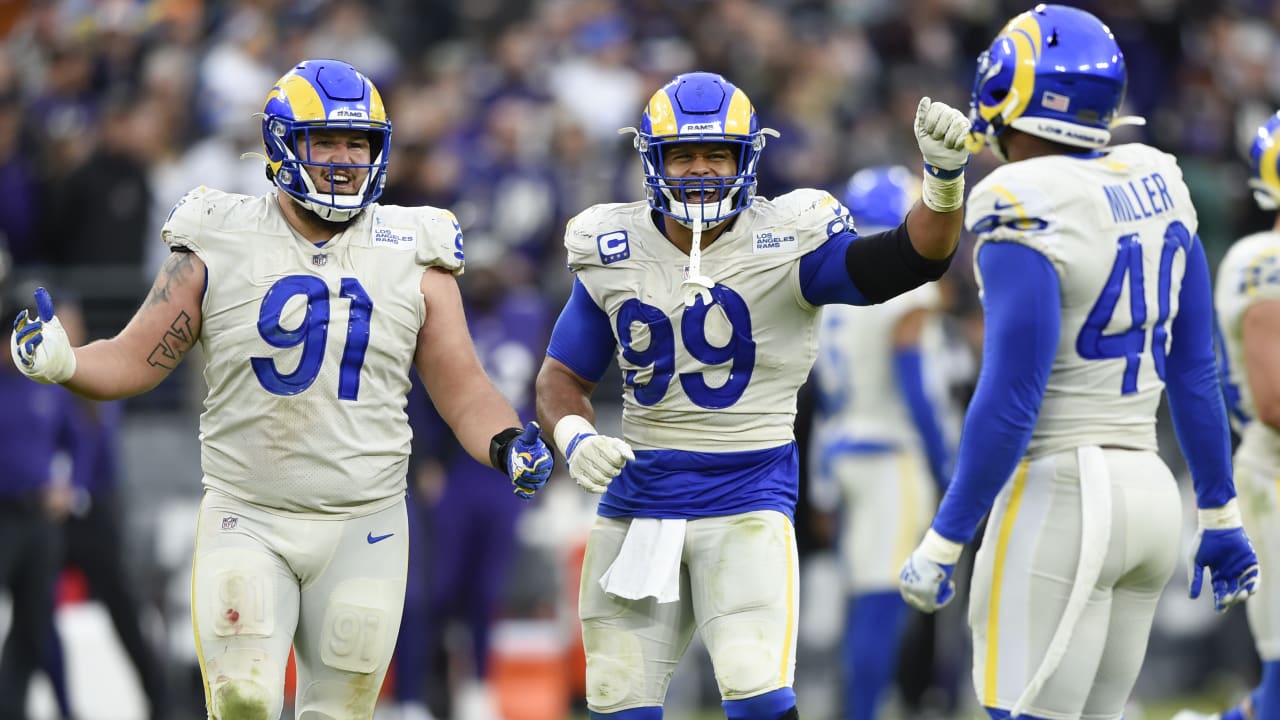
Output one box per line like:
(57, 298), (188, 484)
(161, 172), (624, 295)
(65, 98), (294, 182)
(931, 242), (1059, 544)
(1166, 234), (1236, 509)
(799, 223), (953, 306)
(893, 347), (952, 489)
(545, 278), (617, 383)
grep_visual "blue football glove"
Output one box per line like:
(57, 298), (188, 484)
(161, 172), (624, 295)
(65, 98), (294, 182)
(899, 528), (963, 613)
(10, 287), (76, 384)
(506, 421), (554, 500)
(1189, 523), (1260, 614)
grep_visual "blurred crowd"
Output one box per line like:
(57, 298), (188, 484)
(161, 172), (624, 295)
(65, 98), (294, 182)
(3, 0), (1280, 718)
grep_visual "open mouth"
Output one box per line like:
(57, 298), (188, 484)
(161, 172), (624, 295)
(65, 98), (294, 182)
(323, 170), (356, 194)
(681, 188), (720, 203)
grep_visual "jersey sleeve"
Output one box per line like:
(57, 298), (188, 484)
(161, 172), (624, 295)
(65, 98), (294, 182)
(161, 186), (210, 253)
(1237, 246), (1280, 303)
(563, 203), (632, 272)
(777, 188), (855, 254)
(412, 207), (465, 275)
(931, 241), (1059, 544)
(965, 170), (1065, 273)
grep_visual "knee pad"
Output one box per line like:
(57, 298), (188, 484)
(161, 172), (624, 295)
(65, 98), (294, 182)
(211, 675), (273, 720)
(712, 630), (780, 698)
(295, 672), (384, 718)
(583, 625), (645, 711)
(319, 578), (402, 674)
(205, 648), (284, 720)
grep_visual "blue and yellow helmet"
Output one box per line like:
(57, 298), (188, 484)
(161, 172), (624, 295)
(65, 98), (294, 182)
(1249, 111), (1280, 211)
(623, 72), (777, 228)
(967, 4), (1128, 159)
(261, 59), (390, 221)
(842, 165), (918, 234)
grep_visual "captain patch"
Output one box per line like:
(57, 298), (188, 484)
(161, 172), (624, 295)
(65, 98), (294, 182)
(753, 229), (798, 253)
(373, 226), (416, 250)
(597, 230), (630, 265)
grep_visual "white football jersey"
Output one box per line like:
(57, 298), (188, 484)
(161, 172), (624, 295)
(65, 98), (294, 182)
(966, 143), (1199, 457)
(162, 187), (464, 515)
(1215, 230), (1280, 469)
(567, 189), (851, 453)
(813, 284), (941, 449)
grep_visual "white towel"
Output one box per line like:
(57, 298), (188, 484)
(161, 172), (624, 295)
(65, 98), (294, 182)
(599, 518), (687, 603)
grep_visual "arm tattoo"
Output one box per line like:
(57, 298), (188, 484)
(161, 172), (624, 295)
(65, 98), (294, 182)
(147, 311), (195, 369)
(144, 249), (200, 369)
(147, 249), (197, 307)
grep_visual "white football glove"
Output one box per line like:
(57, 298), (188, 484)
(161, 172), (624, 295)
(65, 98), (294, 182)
(914, 97), (971, 171)
(899, 528), (964, 613)
(10, 287), (77, 384)
(553, 414), (635, 494)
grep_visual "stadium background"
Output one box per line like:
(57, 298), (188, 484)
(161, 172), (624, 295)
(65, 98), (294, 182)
(0, 0), (1275, 717)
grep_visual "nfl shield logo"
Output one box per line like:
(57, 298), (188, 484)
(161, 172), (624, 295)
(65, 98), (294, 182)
(312, 254), (328, 267)
(222, 516), (238, 530)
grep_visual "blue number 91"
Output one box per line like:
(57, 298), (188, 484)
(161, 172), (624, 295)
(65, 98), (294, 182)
(252, 275), (373, 400)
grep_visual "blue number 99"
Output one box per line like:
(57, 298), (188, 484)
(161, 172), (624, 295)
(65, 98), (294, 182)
(616, 286), (756, 409)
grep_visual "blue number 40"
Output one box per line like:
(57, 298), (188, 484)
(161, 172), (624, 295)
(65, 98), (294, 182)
(1076, 221), (1192, 394)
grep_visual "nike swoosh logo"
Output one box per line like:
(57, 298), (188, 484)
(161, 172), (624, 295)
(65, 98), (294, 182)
(367, 532), (394, 544)
(992, 199), (1019, 211)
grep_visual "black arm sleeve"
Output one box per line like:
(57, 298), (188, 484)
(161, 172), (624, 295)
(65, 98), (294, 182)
(845, 222), (955, 304)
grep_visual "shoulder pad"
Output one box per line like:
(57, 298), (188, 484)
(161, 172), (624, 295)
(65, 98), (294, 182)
(161, 186), (213, 252)
(372, 204), (465, 275)
(1225, 233), (1280, 303)
(770, 188), (855, 236)
(965, 166), (1063, 268)
(563, 202), (644, 271)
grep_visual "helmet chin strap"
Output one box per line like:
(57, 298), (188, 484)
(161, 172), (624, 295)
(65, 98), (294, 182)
(681, 216), (715, 307)
(302, 200), (363, 222)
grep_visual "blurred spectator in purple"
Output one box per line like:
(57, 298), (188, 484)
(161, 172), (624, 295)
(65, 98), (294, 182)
(453, 95), (563, 275)
(0, 270), (80, 720)
(395, 246), (553, 720)
(40, 298), (171, 720)
(0, 54), (42, 268)
(39, 89), (149, 288)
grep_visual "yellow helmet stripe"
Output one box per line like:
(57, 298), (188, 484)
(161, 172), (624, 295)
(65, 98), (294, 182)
(646, 89), (677, 136)
(274, 72), (326, 122)
(980, 13), (1041, 127)
(725, 89), (752, 135)
(368, 82), (387, 123)
(1260, 125), (1280, 196)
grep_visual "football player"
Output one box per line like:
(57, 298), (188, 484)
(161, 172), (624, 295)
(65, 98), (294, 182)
(1174, 111), (1280, 720)
(535, 71), (971, 720)
(897, 6), (1260, 720)
(9, 59), (554, 720)
(811, 165), (954, 720)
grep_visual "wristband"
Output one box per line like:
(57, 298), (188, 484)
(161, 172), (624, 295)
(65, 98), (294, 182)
(488, 427), (523, 471)
(1198, 498), (1243, 530)
(919, 527), (965, 565)
(552, 414), (597, 459)
(923, 163), (965, 180)
(921, 173), (965, 213)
